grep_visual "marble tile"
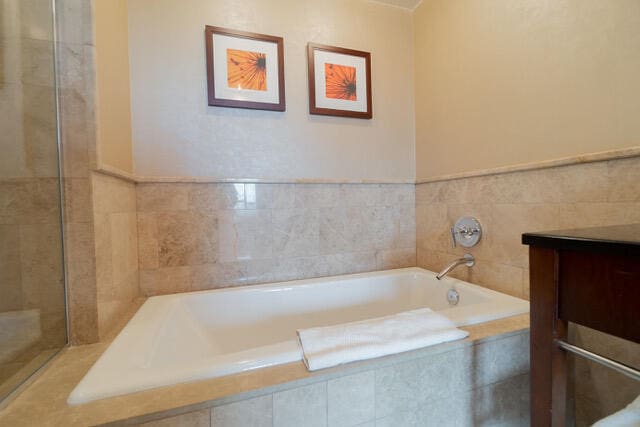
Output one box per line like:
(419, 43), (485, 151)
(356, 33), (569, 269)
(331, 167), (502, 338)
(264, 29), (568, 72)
(157, 211), (217, 267)
(138, 184), (190, 212)
(269, 255), (332, 282)
(472, 332), (530, 387)
(444, 175), (498, 205)
(137, 212), (159, 270)
(415, 203), (448, 251)
(557, 202), (640, 229)
(0, 38), (21, 84)
(58, 87), (93, 178)
(19, 0), (54, 41)
(608, 156), (640, 202)
(414, 348), (474, 401)
(415, 182), (442, 204)
(55, 42), (93, 91)
(211, 394), (272, 427)
(110, 212), (139, 289)
(93, 213), (112, 293)
(381, 184), (415, 206)
(54, 0), (94, 45)
(139, 267), (191, 297)
(374, 359), (423, 418)
(471, 373), (530, 427)
(254, 184), (296, 209)
(187, 184), (219, 211)
(217, 210), (272, 262)
(0, 88), (23, 173)
(20, 38), (54, 86)
(189, 262), (257, 290)
(0, 225), (23, 311)
(491, 162), (609, 204)
(92, 174), (139, 338)
(21, 84), (59, 178)
(19, 223), (64, 312)
(92, 173), (137, 214)
(0, 179), (61, 225)
(140, 409), (210, 427)
(294, 184), (341, 208)
(416, 157), (640, 303)
(319, 207), (356, 254)
(374, 393), (470, 427)
(273, 382), (327, 427)
(212, 184), (245, 210)
(272, 208), (320, 257)
(63, 178), (92, 224)
(375, 248), (416, 270)
(469, 260), (524, 299)
(214, 183), (297, 210)
(489, 203), (561, 268)
(137, 182), (417, 296)
(328, 371), (375, 427)
(64, 222), (98, 344)
(323, 252), (378, 277)
(339, 184), (385, 207)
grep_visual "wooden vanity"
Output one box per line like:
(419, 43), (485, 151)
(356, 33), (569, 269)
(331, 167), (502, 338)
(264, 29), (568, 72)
(523, 224), (640, 426)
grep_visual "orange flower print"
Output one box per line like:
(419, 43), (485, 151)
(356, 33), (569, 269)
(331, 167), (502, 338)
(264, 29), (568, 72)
(324, 63), (357, 101)
(226, 49), (267, 91)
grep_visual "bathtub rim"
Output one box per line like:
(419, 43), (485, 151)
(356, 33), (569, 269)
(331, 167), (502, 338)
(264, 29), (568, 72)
(67, 266), (529, 405)
(0, 310), (529, 426)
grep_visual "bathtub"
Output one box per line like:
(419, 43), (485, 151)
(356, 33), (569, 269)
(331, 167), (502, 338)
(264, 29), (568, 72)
(68, 267), (529, 405)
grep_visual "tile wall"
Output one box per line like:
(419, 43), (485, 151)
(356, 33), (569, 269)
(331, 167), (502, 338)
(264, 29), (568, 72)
(136, 330), (530, 427)
(136, 183), (416, 295)
(416, 156), (640, 300)
(91, 172), (139, 339)
(55, 0), (101, 345)
(0, 0), (66, 382)
(416, 155), (640, 426)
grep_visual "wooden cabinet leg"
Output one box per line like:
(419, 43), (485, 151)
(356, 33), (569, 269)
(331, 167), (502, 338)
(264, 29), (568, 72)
(529, 248), (567, 426)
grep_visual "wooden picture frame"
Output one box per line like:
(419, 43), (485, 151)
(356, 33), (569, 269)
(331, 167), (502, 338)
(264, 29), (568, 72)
(205, 26), (285, 111)
(307, 43), (372, 119)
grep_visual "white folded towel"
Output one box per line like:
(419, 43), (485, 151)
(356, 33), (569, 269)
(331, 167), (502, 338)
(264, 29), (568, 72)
(593, 394), (640, 427)
(297, 308), (469, 371)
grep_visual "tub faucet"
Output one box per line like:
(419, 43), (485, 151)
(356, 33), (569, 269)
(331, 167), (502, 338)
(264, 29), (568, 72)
(436, 254), (475, 280)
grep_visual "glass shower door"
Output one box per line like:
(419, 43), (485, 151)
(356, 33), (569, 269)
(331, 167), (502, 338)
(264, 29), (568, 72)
(0, 0), (67, 402)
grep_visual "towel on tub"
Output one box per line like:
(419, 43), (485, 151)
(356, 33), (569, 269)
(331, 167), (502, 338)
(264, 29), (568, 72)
(296, 308), (468, 371)
(593, 394), (640, 427)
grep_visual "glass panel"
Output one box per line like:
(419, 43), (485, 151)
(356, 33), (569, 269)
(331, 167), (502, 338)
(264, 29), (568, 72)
(566, 323), (640, 426)
(0, 0), (67, 402)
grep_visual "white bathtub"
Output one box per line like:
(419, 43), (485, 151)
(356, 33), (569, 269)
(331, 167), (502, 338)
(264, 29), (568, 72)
(68, 267), (529, 404)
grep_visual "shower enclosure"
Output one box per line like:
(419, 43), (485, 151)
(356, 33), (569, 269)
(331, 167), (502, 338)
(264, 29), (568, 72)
(0, 0), (67, 402)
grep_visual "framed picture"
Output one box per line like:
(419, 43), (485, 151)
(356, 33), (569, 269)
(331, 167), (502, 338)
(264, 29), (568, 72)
(205, 26), (285, 111)
(307, 43), (372, 119)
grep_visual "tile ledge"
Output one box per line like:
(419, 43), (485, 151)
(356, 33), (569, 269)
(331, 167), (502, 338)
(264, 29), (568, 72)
(96, 146), (640, 185)
(416, 146), (640, 184)
(93, 166), (414, 184)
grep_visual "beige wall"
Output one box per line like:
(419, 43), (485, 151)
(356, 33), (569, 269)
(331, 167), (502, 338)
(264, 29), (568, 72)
(128, 0), (415, 181)
(93, 0), (133, 173)
(414, 0), (640, 180)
